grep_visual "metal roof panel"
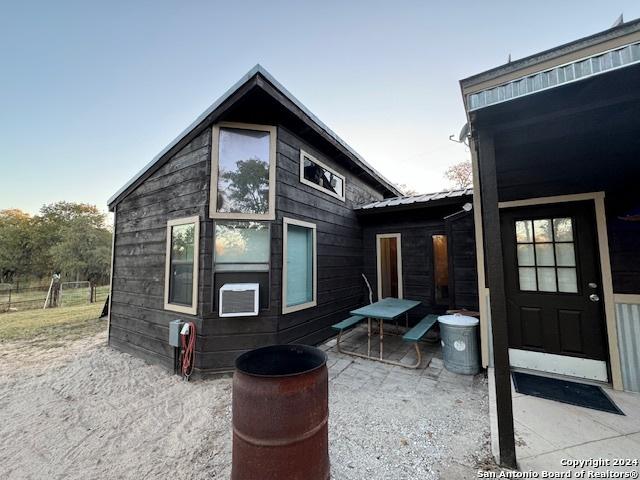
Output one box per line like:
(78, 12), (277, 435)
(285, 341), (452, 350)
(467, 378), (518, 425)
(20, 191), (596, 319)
(355, 188), (473, 211)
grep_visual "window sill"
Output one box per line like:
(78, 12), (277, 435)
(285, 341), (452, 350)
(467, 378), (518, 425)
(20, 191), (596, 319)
(282, 300), (317, 315)
(164, 303), (198, 316)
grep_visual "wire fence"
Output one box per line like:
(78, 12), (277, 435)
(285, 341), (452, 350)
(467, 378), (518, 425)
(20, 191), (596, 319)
(0, 283), (109, 313)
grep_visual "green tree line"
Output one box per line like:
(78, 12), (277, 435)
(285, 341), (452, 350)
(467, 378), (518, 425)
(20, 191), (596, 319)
(0, 202), (112, 288)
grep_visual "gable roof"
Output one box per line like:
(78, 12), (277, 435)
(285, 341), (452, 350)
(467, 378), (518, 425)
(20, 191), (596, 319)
(108, 65), (401, 210)
(355, 187), (473, 212)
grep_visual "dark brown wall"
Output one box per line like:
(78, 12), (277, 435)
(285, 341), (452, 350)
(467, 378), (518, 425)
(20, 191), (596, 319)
(196, 125), (384, 372)
(493, 119), (640, 296)
(607, 199), (640, 295)
(110, 130), (211, 369)
(109, 123), (385, 374)
(446, 211), (480, 310)
(273, 127), (383, 346)
(360, 205), (478, 321)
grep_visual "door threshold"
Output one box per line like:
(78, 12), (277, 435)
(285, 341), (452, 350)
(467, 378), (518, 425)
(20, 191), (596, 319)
(510, 366), (611, 388)
(508, 348), (609, 383)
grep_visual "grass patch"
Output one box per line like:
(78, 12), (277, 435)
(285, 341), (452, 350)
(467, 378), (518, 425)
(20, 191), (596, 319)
(0, 303), (106, 345)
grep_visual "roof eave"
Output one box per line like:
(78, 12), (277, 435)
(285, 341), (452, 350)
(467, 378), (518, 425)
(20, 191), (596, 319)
(107, 66), (263, 210)
(355, 190), (473, 215)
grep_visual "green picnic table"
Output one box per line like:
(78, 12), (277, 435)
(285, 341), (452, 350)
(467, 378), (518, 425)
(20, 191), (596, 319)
(350, 298), (421, 320)
(331, 298), (422, 367)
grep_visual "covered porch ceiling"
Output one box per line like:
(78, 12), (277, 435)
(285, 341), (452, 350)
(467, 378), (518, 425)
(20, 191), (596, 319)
(470, 61), (640, 207)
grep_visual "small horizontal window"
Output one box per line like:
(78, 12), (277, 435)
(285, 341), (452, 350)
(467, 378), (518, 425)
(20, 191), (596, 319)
(300, 150), (345, 201)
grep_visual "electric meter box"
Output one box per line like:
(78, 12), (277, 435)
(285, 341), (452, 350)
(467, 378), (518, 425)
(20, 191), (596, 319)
(169, 319), (184, 347)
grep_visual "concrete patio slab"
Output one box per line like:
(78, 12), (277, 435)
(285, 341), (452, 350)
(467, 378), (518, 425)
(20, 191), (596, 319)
(511, 394), (621, 448)
(488, 368), (640, 475)
(581, 389), (640, 434)
(563, 436), (640, 472)
(513, 420), (558, 460)
(517, 450), (579, 474)
(628, 432), (640, 445)
(322, 329), (495, 478)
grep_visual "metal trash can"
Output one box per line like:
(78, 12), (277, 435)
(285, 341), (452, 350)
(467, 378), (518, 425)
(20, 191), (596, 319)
(438, 314), (480, 375)
(232, 344), (330, 480)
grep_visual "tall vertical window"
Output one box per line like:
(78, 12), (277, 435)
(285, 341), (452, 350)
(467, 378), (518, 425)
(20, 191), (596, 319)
(376, 233), (403, 300)
(164, 216), (199, 315)
(432, 235), (449, 304)
(283, 218), (317, 314)
(210, 122), (276, 220)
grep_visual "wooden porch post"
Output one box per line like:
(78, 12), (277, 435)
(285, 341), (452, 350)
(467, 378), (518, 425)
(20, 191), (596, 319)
(476, 131), (517, 469)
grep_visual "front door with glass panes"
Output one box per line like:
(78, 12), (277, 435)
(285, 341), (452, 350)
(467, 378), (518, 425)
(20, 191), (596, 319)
(500, 202), (608, 381)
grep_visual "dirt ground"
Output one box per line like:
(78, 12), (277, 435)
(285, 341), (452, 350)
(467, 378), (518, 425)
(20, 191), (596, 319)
(0, 327), (493, 479)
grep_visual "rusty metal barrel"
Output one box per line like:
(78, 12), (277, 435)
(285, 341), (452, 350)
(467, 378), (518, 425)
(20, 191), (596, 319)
(232, 344), (329, 480)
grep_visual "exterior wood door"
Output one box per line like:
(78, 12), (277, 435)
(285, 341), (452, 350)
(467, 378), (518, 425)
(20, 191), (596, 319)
(501, 202), (608, 377)
(376, 234), (403, 300)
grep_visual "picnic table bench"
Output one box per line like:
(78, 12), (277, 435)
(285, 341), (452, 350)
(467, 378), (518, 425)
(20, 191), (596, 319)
(401, 314), (438, 368)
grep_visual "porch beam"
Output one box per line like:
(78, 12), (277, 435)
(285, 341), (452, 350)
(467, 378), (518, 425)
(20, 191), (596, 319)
(471, 85), (640, 135)
(476, 131), (517, 469)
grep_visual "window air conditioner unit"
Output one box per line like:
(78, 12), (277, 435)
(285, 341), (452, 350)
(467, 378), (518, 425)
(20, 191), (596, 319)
(219, 283), (259, 317)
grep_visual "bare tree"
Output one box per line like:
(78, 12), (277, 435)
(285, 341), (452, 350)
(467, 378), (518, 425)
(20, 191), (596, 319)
(444, 161), (473, 189)
(396, 183), (419, 196)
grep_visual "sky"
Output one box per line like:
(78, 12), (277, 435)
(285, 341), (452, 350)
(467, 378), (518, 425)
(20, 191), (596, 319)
(2, 0), (639, 215)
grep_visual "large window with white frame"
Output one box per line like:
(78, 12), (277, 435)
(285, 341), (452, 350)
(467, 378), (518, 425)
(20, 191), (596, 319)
(299, 150), (345, 201)
(210, 122), (277, 220)
(164, 216), (199, 315)
(282, 217), (317, 314)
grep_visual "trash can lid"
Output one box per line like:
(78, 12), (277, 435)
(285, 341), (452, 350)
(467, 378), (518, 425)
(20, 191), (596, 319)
(438, 314), (479, 327)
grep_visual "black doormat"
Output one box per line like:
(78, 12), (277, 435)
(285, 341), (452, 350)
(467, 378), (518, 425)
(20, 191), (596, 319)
(511, 371), (624, 415)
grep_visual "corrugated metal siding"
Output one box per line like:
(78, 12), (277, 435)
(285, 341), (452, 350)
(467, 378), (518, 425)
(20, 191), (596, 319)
(615, 302), (640, 393)
(468, 41), (640, 111)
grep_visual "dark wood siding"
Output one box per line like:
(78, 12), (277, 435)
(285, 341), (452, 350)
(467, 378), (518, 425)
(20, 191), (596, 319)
(492, 101), (640, 295)
(607, 200), (640, 294)
(360, 205), (478, 321)
(446, 211), (479, 311)
(109, 122), (387, 374)
(110, 130), (211, 369)
(274, 127), (383, 346)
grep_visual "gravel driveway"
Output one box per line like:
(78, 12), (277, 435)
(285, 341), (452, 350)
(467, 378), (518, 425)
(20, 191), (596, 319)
(0, 329), (493, 479)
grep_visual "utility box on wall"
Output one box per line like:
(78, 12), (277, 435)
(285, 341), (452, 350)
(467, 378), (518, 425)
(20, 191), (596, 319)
(169, 319), (184, 347)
